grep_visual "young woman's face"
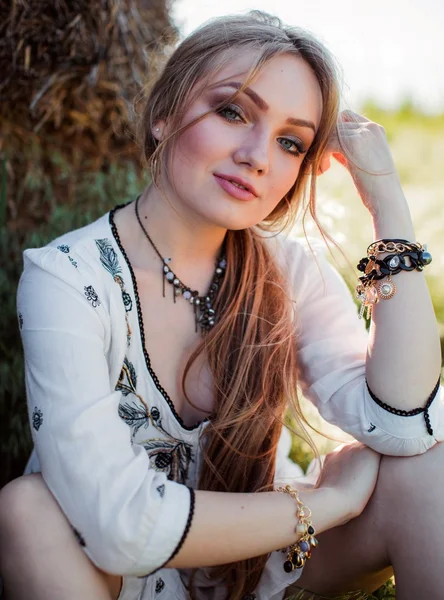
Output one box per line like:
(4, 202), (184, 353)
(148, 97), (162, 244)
(159, 51), (323, 231)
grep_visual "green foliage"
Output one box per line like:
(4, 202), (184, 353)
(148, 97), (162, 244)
(362, 99), (444, 135)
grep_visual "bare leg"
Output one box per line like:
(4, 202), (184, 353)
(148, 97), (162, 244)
(286, 441), (444, 600)
(0, 474), (122, 600)
(382, 441), (444, 599)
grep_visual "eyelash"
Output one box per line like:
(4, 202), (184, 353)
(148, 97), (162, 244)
(216, 104), (306, 157)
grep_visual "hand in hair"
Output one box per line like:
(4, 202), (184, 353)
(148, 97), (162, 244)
(317, 109), (405, 218)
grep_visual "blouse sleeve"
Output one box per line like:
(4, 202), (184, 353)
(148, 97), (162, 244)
(17, 246), (193, 576)
(284, 237), (444, 457)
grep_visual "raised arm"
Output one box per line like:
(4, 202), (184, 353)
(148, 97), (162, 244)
(291, 110), (443, 455)
(337, 112), (442, 408)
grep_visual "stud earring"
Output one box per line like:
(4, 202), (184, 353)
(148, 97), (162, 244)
(155, 128), (160, 132)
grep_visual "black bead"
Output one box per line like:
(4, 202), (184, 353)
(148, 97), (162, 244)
(292, 553), (303, 567)
(283, 560), (293, 573)
(308, 525), (315, 535)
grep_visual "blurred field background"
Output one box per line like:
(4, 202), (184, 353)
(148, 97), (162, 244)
(1, 2), (442, 598)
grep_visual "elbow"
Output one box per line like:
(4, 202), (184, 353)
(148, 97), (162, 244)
(81, 527), (159, 577)
(362, 427), (437, 457)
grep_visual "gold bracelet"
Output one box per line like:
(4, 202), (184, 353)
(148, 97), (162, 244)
(366, 239), (423, 257)
(276, 484), (318, 572)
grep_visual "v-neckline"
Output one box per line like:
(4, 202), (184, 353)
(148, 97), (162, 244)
(108, 203), (209, 432)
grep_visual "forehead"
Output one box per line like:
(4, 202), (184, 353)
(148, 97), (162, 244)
(206, 50), (323, 129)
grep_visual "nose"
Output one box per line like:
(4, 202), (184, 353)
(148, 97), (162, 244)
(232, 129), (270, 175)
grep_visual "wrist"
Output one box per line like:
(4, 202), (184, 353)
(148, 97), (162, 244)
(355, 173), (413, 227)
(298, 487), (352, 535)
(372, 213), (416, 242)
(370, 194), (415, 241)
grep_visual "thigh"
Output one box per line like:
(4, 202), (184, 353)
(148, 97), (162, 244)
(285, 457), (394, 598)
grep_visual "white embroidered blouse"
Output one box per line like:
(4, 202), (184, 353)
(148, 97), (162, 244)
(17, 205), (444, 599)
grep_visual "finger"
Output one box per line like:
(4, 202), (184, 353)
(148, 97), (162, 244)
(317, 154), (331, 176)
(325, 127), (362, 153)
(336, 122), (369, 136)
(332, 152), (348, 167)
(339, 109), (371, 124)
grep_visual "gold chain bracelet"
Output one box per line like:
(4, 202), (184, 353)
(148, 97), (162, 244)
(366, 239), (423, 257)
(276, 485), (319, 572)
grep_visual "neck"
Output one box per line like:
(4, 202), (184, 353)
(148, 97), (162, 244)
(137, 185), (227, 271)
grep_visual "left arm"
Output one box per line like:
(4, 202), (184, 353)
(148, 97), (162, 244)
(328, 111), (442, 409)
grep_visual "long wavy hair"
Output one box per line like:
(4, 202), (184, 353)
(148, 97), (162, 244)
(137, 11), (341, 600)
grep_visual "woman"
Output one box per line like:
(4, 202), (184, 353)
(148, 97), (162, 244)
(1, 11), (443, 600)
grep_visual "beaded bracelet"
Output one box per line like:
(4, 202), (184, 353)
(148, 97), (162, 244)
(357, 249), (432, 282)
(356, 239), (432, 320)
(276, 485), (318, 572)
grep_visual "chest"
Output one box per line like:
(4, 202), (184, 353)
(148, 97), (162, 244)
(133, 266), (215, 428)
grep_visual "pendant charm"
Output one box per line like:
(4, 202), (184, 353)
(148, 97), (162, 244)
(377, 276), (396, 300)
(358, 284), (378, 320)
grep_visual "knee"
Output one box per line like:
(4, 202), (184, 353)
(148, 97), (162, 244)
(0, 474), (46, 541)
(379, 441), (444, 498)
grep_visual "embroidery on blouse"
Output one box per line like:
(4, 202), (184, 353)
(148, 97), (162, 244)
(18, 312), (23, 329)
(155, 578), (165, 594)
(95, 238), (132, 346)
(84, 285), (100, 307)
(367, 423), (376, 432)
(57, 243), (78, 268)
(32, 407), (43, 431)
(142, 406), (194, 484)
(116, 358), (194, 484)
(156, 484), (165, 497)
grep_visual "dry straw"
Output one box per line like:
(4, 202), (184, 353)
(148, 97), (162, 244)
(0, 0), (176, 231)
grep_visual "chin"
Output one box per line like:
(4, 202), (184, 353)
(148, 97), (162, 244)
(208, 214), (264, 232)
(199, 203), (270, 232)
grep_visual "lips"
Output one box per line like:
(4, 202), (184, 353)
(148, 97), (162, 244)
(213, 173), (258, 197)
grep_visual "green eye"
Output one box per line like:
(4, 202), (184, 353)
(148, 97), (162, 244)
(278, 137), (304, 156)
(217, 105), (245, 123)
(281, 139), (293, 150)
(224, 109), (240, 120)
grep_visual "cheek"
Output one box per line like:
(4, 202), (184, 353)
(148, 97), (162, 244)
(269, 157), (300, 202)
(174, 118), (228, 170)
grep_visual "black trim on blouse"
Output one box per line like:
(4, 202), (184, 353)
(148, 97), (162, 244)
(167, 487), (196, 564)
(137, 487), (196, 578)
(109, 204), (209, 432)
(366, 377), (441, 436)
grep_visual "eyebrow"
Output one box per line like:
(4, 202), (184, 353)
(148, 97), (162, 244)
(213, 81), (317, 132)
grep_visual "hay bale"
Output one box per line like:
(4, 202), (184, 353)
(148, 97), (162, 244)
(0, 0), (176, 231)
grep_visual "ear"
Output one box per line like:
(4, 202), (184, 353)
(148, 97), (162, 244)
(152, 120), (167, 142)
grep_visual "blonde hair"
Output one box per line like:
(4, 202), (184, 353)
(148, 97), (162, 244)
(137, 11), (340, 600)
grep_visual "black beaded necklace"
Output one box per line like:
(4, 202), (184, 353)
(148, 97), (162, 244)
(135, 195), (227, 334)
